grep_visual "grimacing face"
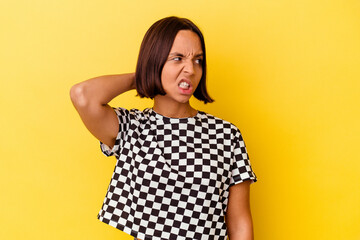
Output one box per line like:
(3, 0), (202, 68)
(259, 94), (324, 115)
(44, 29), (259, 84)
(160, 30), (203, 104)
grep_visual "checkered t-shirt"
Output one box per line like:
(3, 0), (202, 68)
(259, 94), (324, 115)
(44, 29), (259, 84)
(97, 107), (257, 240)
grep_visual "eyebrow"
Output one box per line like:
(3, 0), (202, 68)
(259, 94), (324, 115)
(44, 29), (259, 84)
(169, 52), (204, 58)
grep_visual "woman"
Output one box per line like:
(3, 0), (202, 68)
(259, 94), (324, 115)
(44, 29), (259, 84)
(70, 16), (257, 240)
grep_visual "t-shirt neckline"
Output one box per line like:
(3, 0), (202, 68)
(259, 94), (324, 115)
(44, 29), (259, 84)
(149, 108), (201, 121)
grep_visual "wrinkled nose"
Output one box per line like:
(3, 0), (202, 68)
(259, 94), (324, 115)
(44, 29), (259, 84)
(183, 60), (195, 75)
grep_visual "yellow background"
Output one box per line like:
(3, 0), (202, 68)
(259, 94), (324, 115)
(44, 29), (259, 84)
(1, 0), (359, 239)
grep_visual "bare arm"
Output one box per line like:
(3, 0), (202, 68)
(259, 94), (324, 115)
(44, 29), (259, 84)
(225, 180), (254, 240)
(69, 73), (135, 148)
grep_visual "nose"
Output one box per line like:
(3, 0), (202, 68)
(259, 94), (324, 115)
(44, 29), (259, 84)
(183, 59), (195, 75)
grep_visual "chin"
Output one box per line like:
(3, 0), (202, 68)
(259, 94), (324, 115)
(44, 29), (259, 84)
(176, 95), (192, 103)
(163, 92), (192, 104)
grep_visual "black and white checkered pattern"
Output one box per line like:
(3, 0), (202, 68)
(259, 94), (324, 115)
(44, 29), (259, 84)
(97, 107), (257, 240)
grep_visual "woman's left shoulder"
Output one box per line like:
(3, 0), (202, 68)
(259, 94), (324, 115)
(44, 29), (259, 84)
(198, 110), (241, 134)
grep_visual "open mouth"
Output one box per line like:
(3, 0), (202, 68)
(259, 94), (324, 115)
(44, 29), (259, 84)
(178, 81), (190, 90)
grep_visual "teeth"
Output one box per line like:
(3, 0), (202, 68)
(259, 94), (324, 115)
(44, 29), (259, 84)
(179, 81), (190, 89)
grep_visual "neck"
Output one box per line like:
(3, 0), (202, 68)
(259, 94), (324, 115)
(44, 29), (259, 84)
(153, 95), (197, 118)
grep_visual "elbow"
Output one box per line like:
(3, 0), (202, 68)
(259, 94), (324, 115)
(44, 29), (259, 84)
(70, 83), (90, 108)
(227, 220), (254, 240)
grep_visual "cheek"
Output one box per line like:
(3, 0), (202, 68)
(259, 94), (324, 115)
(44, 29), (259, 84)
(160, 69), (172, 90)
(196, 66), (203, 80)
(162, 65), (179, 83)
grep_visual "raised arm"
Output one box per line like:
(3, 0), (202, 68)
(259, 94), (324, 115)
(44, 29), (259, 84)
(70, 73), (135, 148)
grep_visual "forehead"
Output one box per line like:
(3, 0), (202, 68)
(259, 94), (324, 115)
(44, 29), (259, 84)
(169, 30), (203, 54)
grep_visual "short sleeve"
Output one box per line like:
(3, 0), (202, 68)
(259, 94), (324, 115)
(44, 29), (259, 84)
(100, 107), (131, 157)
(230, 127), (258, 186)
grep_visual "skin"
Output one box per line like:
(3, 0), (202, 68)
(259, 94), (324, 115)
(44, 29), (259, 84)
(226, 180), (254, 240)
(70, 30), (254, 240)
(153, 30), (203, 118)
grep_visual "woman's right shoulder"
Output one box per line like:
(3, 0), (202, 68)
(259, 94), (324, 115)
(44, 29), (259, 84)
(113, 107), (152, 122)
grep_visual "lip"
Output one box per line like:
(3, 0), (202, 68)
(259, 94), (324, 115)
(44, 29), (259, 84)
(178, 78), (192, 88)
(178, 78), (193, 95)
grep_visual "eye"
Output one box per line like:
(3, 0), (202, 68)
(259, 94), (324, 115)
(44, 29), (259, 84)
(195, 58), (203, 64)
(172, 57), (182, 61)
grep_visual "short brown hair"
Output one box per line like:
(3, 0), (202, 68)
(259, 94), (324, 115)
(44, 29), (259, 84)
(135, 16), (214, 104)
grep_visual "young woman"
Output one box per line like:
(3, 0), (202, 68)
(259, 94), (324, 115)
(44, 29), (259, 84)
(70, 16), (257, 240)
